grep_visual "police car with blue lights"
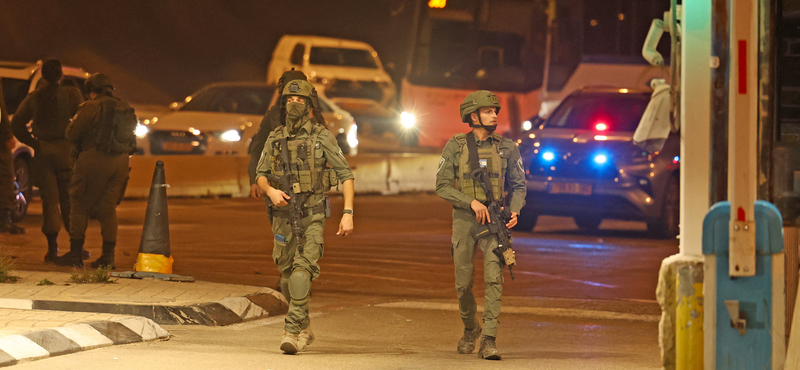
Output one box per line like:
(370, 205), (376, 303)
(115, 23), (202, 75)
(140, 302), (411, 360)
(515, 86), (680, 238)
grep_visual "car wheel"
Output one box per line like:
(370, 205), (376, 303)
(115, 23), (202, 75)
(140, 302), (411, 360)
(574, 216), (602, 232)
(14, 157), (31, 205)
(648, 175), (680, 239)
(10, 181), (27, 223)
(336, 133), (351, 155)
(513, 213), (538, 232)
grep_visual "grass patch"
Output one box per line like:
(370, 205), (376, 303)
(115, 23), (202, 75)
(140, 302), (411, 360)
(68, 266), (115, 284)
(36, 278), (55, 286)
(0, 252), (18, 283)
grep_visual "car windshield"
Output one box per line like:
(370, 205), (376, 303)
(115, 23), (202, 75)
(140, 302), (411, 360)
(309, 47), (378, 69)
(181, 86), (276, 115)
(545, 93), (651, 132)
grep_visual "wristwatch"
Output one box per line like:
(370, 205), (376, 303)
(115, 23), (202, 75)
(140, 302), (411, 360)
(343, 209), (354, 215)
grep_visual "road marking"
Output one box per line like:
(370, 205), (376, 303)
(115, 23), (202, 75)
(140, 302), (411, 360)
(375, 301), (659, 322)
(513, 271), (618, 288)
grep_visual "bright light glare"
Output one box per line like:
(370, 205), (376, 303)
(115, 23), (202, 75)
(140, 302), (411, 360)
(220, 130), (241, 142)
(673, 156), (680, 163)
(135, 123), (149, 138)
(347, 125), (359, 148)
(595, 123), (608, 131)
(522, 120), (532, 131)
(400, 111), (416, 129)
(542, 151), (555, 161)
(594, 154), (608, 164)
(594, 135), (607, 141)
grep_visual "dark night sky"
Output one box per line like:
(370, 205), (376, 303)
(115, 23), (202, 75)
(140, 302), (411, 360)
(0, 0), (414, 104)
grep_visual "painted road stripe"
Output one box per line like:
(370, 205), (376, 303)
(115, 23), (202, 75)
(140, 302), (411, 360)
(0, 299), (33, 310)
(112, 318), (170, 341)
(375, 301), (660, 322)
(218, 297), (268, 321)
(23, 330), (80, 356)
(53, 325), (114, 349)
(0, 335), (49, 361)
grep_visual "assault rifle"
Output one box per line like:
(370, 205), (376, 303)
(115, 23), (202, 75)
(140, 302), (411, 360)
(267, 137), (307, 254)
(465, 133), (517, 280)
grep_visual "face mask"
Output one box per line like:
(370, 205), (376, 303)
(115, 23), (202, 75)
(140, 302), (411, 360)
(285, 101), (308, 134)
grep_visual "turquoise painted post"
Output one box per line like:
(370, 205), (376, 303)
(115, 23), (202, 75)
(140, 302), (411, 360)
(702, 201), (786, 369)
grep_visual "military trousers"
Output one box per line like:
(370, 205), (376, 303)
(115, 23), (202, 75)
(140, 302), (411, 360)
(271, 211), (325, 334)
(451, 207), (504, 337)
(0, 148), (16, 212)
(69, 148), (129, 242)
(31, 139), (72, 235)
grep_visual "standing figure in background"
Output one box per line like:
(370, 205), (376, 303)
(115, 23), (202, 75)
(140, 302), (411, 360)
(11, 59), (83, 257)
(55, 73), (136, 269)
(0, 77), (26, 234)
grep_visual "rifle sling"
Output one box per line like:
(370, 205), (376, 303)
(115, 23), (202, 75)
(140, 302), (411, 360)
(465, 132), (481, 173)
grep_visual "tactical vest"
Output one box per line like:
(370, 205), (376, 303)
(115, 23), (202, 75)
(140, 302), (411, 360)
(453, 133), (504, 202)
(269, 124), (338, 209)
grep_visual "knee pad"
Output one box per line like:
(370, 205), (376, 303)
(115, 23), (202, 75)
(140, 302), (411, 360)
(279, 277), (291, 304)
(288, 270), (311, 306)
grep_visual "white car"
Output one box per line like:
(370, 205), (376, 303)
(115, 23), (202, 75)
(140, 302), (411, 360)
(138, 82), (358, 156)
(267, 35), (396, 109)
(0, 60), (90, 220)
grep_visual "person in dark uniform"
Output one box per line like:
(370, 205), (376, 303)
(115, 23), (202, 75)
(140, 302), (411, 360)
(54, 73), (132, 268)
(248, 69), (325, 199)
(0, 81), (26, 234)
(12, 59), (84, 257)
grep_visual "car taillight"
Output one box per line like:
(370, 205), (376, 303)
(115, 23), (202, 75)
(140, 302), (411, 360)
(595, 122), (608, 131)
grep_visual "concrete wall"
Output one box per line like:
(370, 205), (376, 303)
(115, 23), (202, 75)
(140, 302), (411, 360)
(125, 154), (443, 198)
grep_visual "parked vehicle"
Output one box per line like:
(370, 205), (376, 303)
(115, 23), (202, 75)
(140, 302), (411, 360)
(140, 82), (358, 156)
(516, 86), (680, 238)
(0, 60), (90, 221)
(267, 35), (396, 109)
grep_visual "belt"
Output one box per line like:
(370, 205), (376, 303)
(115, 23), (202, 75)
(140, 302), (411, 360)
(270, 202), (325, 219)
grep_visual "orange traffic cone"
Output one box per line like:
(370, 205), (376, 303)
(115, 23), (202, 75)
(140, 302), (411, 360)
(134, 161), (174, 274)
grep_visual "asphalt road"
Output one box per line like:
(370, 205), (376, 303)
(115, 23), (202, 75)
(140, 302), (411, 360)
(2, 193), (677, 368)
(6, 194), (677, 306)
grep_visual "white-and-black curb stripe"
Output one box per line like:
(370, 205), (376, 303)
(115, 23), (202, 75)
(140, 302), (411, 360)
(0, 317), (169, 367)
(0, 292), (288, 326)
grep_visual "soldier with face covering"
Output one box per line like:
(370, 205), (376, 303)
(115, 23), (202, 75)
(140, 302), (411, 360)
(248, 69), (326, 199)
(255, 80), (354, 355)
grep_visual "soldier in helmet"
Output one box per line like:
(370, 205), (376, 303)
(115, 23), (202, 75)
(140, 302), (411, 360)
(435, 90), (527, 360)
(12, 59), (85, 255)
(248, 69), (326, 199)
(255, 79), (354, 355)
(54, 73), (135, 269)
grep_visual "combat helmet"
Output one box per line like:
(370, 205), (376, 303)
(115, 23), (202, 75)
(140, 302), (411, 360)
(84, 73), (114, 94)
(459, 90), (501, 124)
(281, 80), (316, 108)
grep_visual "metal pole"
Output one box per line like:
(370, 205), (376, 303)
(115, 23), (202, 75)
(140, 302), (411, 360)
(710, 0), (730, 205)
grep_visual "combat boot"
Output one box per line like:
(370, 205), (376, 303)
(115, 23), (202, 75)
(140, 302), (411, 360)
(297, 327), (315, 351)
(0, 209), (25, 235)
(90, 241), (116, 269)
(53, 239), (85, 267)
(477, 335), (501, 360)
(280, 330), (300, 355)
(457, 325), (482, 354)
(44, 233), (59, 263)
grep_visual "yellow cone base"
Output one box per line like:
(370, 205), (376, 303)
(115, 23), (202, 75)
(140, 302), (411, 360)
(134, 253), (174, 274)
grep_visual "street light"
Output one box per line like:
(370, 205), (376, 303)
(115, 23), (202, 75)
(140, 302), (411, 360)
(428, 0), (446, 9)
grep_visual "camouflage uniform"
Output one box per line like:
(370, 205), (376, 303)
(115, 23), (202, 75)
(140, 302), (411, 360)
(256, 118), (353, 333)
(435, 90), (526, 359)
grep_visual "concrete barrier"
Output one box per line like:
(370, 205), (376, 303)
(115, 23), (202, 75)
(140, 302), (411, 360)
(125, 153), (443, 198)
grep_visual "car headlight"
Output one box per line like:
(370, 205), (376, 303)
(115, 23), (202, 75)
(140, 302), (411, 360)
(400, 111), (416, 129)
(347, 124), (358, 148)
(135, 123), (149, 138)
(220, 130), (241, 142)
